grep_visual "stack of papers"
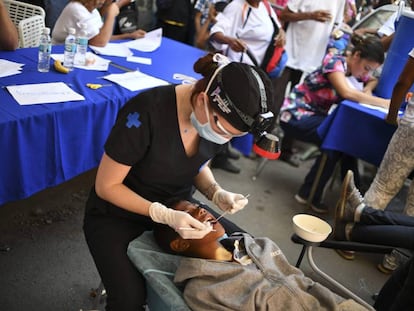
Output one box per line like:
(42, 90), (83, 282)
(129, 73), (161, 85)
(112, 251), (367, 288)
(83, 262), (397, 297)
(0, 59), (24, 78)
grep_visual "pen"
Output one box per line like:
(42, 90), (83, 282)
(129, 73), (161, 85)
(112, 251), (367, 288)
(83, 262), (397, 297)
(109, 61), (136, 72)
(213, 194), (251, 223)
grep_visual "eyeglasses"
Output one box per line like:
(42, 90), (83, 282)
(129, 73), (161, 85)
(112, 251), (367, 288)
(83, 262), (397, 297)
(212, 112), (247, 138)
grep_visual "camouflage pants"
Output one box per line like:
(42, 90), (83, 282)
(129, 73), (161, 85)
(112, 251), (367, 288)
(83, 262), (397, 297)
(364, 119), (414, 216)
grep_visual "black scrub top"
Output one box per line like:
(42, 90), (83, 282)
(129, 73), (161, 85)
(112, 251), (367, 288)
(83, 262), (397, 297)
(98, 85), (224, 211)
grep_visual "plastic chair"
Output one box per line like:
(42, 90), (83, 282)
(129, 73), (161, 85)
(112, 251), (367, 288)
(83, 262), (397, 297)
(3, 0), (46, 48)
(18, 14), (45, 47)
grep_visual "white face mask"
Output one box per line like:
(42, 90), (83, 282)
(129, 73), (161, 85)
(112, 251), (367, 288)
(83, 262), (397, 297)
(190, 99), (230, 145)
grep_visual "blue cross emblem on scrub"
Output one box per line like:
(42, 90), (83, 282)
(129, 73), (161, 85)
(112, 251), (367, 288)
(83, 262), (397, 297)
(126, 112), (141, 128)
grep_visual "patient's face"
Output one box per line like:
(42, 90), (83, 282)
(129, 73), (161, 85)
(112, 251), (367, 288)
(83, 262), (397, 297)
(173, 201), (226, 242)
(154, 200), (231, 260)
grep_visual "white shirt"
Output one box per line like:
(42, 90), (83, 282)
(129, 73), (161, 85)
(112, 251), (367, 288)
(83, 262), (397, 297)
(210, 0), (280, 66)
(52, 2), (103, 44)
(284, 0), (345, 73)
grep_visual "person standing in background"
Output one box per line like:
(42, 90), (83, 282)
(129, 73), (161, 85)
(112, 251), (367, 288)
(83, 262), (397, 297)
(344, 0), (358, 26)
(209, 0), (285, 172)
(210, 0), (285, 68)
(156, 0), (194, 44)
(0, 0), (18, 50)
(275, 0), (346, 166)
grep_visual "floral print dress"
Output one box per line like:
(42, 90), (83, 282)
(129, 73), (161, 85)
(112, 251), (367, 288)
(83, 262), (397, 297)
(280, 52), (346, 121)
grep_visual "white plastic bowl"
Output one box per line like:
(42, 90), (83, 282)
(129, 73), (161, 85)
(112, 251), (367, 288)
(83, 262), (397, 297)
(292, 214), (332, 242)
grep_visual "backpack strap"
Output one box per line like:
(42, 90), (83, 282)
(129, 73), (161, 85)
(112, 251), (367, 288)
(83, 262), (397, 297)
(262, 0), (272, 15)
(240, 0), (280, 68)
(262, 0), (279, 36)
(241, 2), (252, 28)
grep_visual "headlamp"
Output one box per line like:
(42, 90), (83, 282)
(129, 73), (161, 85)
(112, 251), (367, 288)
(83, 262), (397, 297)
(207, 63), (280, 159)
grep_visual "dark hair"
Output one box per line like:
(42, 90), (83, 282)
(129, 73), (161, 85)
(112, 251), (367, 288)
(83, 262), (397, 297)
(153, 222), (178, 255)
(351, 35), (384, 64)
(192, 53), (219, 97)
(192, 53), (276, 132)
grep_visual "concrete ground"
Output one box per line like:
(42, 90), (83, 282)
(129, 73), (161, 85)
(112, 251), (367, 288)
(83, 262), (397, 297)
(0, 146), (398, 311)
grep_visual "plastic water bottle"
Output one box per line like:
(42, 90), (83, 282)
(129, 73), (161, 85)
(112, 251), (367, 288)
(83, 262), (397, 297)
(75, 23), (88, 66)
(63, 27), (77, 71)
(38, 27), (52, 72)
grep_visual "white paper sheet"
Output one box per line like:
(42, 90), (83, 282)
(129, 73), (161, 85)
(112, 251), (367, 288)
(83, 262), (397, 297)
(0, 59), (24, 78)
(126, 56), (152, 65)
(121, 28), (162, 52)
(89, 42), (133, 57)
(51, 52), (111, 71)
(7, 82), (85, 105)
(103, 71), (168, 92)
(359, 103), (403, 116)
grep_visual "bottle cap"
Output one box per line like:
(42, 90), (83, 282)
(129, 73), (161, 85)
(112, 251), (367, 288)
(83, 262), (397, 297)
(68, 27), (76, 35)
(43, 27), (50, 35)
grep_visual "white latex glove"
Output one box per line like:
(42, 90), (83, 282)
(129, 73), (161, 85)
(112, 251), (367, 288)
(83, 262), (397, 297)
(149, 202), (212, 239)
(212, 189), (248, 214)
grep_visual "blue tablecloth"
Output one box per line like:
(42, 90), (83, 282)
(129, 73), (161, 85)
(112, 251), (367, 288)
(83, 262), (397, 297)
(0, 38), (205, 205)
(317, 100), (397, 167)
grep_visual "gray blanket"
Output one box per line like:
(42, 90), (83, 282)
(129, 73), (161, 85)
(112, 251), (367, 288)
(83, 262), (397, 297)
(127, 232), (367, 311)
(174, 233), (368, 311)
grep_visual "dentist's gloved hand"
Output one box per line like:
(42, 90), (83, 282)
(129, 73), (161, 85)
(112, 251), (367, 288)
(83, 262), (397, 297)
(212, 189), (248, 214)
(149, 202), (212, 239)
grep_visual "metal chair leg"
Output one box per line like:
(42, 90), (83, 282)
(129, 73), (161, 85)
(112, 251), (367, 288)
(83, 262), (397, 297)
(306, 246), (375, 311)
(252, 157), (268, 180)
(295, 245), (307, 268)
